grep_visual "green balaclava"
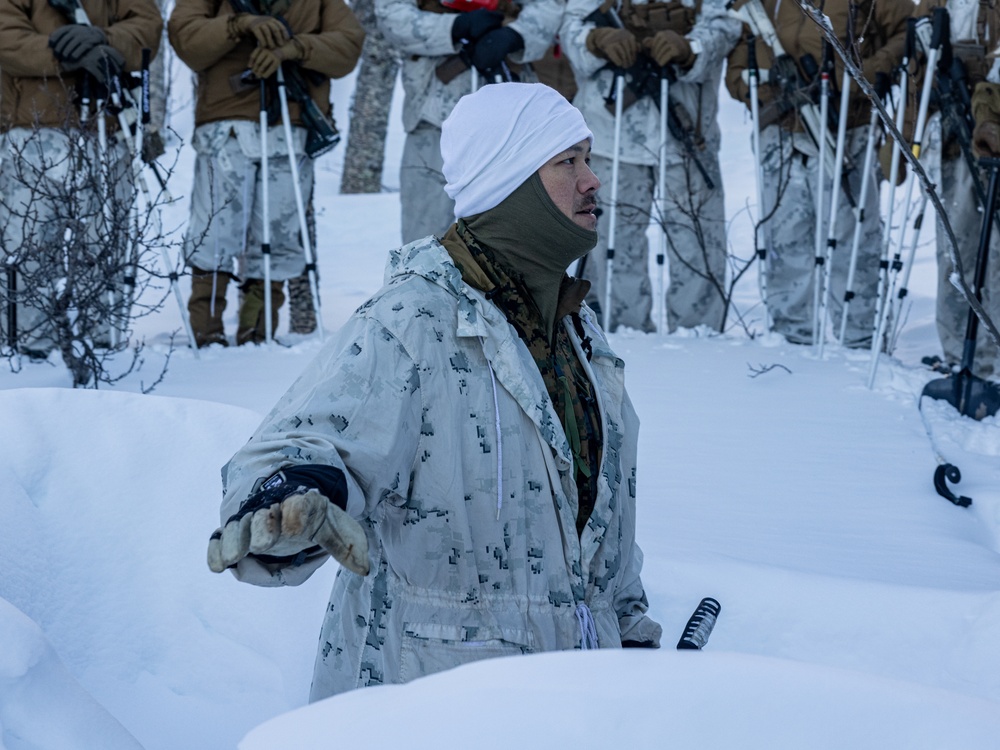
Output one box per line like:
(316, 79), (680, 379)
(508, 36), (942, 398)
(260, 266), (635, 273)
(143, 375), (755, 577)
(463, 172), (597, 337)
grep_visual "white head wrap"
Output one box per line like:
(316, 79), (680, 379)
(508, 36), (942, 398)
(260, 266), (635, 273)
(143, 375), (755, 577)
(441, 82), (593, 219)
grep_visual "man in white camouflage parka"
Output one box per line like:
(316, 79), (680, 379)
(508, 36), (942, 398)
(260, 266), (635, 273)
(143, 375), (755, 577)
(207, 82), (662, 700)
(561, 0), (740, 333)
(375, 0), (564, 244)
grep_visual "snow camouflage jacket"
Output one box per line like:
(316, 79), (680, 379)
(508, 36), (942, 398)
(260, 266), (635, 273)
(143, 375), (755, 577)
(220, 237), (662, 699)
(560, 0), (741, 166)
(374, 0), (563, 132)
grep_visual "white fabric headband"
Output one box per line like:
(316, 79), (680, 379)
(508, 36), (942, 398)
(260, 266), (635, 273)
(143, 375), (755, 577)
(441, 82), (593, 219)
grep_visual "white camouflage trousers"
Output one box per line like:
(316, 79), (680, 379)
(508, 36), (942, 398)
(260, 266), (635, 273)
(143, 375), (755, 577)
(399, 122), (455, 244)
(935, 154), (1000, 378)
(1, 127), (130, 354)
(183, 122), (313, 281)
(759, 124), (882, 347)
(582, 149), (727, 333)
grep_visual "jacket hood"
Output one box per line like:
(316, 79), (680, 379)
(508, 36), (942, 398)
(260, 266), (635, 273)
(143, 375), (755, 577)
(385, 235), (469, 297)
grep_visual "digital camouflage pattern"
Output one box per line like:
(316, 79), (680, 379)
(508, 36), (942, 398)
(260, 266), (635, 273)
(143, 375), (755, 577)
(0, 127), (131, 353)
(183, 121), (314, 282)
(581, 149), (727, 332)
(561, 0), (739, 332)
(758, 124), (882, 347)
(454, 219), (603, 536)
(219, 236), (661, 699)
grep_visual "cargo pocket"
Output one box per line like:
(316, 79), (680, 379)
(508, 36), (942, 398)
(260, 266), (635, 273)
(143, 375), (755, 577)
(399, 622), (533, 683)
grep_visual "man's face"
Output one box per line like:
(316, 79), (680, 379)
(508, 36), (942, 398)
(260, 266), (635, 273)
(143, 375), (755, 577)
(537, 140), (600, 231)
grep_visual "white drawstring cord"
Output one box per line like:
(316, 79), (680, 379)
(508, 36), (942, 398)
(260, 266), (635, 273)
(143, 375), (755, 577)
(576, 602), (599, 650)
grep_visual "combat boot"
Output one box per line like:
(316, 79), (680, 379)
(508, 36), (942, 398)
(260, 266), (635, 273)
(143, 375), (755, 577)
(188, 266), (230, 348)
(237, 279), (285, 345)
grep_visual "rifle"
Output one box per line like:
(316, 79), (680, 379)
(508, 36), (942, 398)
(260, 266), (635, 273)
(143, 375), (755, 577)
(933, 31), (1000, 232)
(229, 0), (341, 158)
(584, 5), (716, 188)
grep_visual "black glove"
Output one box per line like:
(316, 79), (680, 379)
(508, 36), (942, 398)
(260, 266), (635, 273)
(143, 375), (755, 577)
(49, 24), (107, 65)
(451, 8), (504, 45)
(471, 26), (523, 77)
(61, 44), (125, 86)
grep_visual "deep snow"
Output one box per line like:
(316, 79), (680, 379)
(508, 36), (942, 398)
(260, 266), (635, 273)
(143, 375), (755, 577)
(1, 46), (999, 750)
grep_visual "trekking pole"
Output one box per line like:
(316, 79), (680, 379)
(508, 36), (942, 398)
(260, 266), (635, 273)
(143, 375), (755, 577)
(886, 190), (928, 349)
(868, 10), (943, 387)
(92, 63), (121, 348)
(260, 79), (274, 344)
(118, 49), (150, 345)
(817, 49), (852, 357)
(862, 27), (912, 361)
(139, 50), (196, 353)
(656, 67), (669, 335)
(746, 34), (770, 330)
(275, 65), (324, 338)
(839, 73), (889, 344)
(604, 71), (625, 332)
(811, 42), (831, 346)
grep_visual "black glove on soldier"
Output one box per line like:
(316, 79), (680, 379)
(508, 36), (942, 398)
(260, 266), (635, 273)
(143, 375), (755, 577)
(49, 24), (107, 64)
(471, 26), (523, 77)
(62, 44), (125, 85)
(451, 8), (504, 45)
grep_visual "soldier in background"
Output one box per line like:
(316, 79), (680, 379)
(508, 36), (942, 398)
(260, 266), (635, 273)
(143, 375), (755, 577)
(168, 0), (363, 346)
(0, 0), (162, 358)
(561, 0), (740, 333)
(726, 0), (910, 347)
(916, 0), (1000, 379)
(375, 0), (564, 244)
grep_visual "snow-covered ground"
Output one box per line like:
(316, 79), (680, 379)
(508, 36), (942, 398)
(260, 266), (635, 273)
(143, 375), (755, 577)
(2, 51), (999, 750)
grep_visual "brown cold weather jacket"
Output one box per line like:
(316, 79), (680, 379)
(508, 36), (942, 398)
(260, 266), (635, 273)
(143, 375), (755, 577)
(0, 0), (163, 130)
(168, 0), (364, 127)
(725, 0), (912, 131)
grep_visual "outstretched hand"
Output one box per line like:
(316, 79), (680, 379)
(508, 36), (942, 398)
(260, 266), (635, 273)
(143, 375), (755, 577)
(207, 486), (370, 576)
